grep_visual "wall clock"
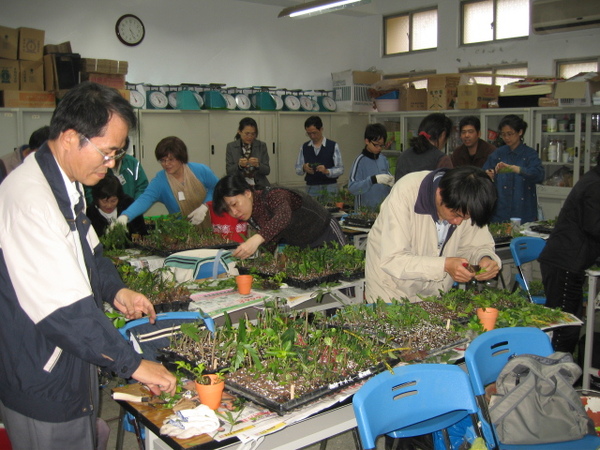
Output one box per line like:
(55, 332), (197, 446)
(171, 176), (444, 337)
(115, 14), (145, 46)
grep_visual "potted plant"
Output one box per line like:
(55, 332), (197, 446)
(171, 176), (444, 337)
(175, 360), (225, 410)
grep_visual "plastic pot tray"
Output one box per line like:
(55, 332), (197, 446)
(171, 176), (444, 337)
(225, 361), (392, 415)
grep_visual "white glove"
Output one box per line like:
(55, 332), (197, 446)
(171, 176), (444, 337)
(188, 204), (209, 225)
(375, 174), (394, 187)
(160, 404), (220, 439)
(109, 215), (129, 230)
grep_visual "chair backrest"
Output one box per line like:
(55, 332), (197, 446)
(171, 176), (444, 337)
(352, 364), (481, 450)
(464, 327), (553, 397)
(510, 236), (546, 267)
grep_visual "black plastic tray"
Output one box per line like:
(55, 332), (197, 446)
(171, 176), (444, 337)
(344, 217), (375, 228)
(530, 225), (554, 234)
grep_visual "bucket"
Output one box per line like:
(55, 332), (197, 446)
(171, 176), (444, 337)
(375, 99), (400, 112)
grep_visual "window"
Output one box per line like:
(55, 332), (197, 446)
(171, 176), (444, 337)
(462, 0), (529, 45)
(459, 65), (528, 90)
(556, 59), (599, 79)
(384, 8), (437, 55)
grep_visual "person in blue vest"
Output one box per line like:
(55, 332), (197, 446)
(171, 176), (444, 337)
(295, 115), (344, 201)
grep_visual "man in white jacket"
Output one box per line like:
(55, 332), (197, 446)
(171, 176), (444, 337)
(366, 166), (501, 303)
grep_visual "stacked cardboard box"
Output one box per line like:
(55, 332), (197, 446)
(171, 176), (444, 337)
(80, 58), (129, 90)
(0, 25), (54, 107)
(456, 84), (501, 109)
(427, 75), (461, 111)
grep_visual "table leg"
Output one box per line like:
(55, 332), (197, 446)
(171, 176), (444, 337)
(583, 273), (598, 390)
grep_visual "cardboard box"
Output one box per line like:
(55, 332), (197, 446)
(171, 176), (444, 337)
(538, 97), (559, 107)
(81, 72), (126, 90)
(44, 53), (80, 91)
(0, 59), (19, 90)
(0, 25), (18, 60)
(44, 41), (72, 55)
(554, 74), (600, 107)
(427, 87), (457, 111)
(18, 27), (45, 61)
(332, 70), (381, 112)
(399, 86), (427, 111)
(427, 74), (462, 90)
(20, 59), (44, 91)
(1, 90), (55, 108)
(456, 84), (500, 109)
(81, 58), (129, 75)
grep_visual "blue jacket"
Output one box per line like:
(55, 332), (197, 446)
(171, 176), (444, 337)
(348, 148), (391, 211)
(483, 142), (544, 223)
(121, 162), (218, 220)
(0, 145), (141, 422)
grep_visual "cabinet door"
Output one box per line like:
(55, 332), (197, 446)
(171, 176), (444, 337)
(277, 113), (332, 189)
(0, 109), (20, 153)
(20, 109), (53, 144)
(329, 113), (370, 186)
(138, 110), (210, 216)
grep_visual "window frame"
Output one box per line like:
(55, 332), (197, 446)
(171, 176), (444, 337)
(460, 0), (529, 46)
(555, 57), (600, 79)
(383, 6), (438, 57)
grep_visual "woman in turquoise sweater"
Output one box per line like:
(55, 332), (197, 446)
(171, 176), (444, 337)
(118, 136), (218, 227)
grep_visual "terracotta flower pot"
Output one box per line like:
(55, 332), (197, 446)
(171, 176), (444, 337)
(195, 374), (225, 410)
(477, 307), (499, 331)
(335, 202), (344, 209)
(236, 274), (253, 295)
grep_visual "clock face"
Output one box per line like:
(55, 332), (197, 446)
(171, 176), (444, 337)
(167, 92), (178, 109)
(272, 94), (284, 110)
(129, 90), (145, 108)
(192, 92), (204, 109)
(299, 96), (313, 111)
(235, 94), (251, 110)
(116, 14), (145, 46)
(223, 93), (236, 110)
(148, 91), (168, 109)
(322, 96), (337, 111)
(284, 95), (300, 111)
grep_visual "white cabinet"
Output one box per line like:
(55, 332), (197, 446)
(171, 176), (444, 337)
(0, 108), (54, 153)
(532, 107), (600, 220)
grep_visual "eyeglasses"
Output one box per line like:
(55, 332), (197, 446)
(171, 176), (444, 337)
(241, 132), (257, 138)
(159, 157), (178, 165)
(370, 141), (385, 149)
(500, 131), (517, 138)
(82, 136), (126, 163)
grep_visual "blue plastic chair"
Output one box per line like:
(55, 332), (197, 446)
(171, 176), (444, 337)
(352, 364), (485, 450)
(116, 311), (214, 450)
(464, 327), (600, 450)
(509, 236), (547, 304)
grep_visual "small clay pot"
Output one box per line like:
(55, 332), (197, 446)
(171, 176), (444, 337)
(236, 275), (253, 295)
(477, 307), (499, 331)
(195, 374), (225, 410)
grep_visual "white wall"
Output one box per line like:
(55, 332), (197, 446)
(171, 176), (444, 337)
(2, 0), (599, 90)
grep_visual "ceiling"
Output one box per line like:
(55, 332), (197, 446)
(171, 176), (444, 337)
(235, 0), (377, 17)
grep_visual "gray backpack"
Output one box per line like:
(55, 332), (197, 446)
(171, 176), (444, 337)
(489, 352), (595, 445)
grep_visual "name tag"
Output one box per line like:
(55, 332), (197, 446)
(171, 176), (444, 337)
(178, 191), (186, 201)
(117, 174), (126, 185)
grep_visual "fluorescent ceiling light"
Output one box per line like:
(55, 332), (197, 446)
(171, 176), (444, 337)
(278, 0), (371, 19)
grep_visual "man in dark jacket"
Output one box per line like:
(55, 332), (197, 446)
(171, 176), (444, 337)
(0, 82), (175, 449)
(539, 163), (600, 354)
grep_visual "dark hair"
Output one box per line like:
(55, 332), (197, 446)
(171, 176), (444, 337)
(49, 82), (136, 143)
(499, 114), (528, 136)
(234, 117), (258, 140)
(409, 113), (452, 154)
(459, 116), (481, 132)
(438, 166), (497, 227)
(91, 172), (124, 206)
(213, 175), (253, 215)
(29, 126), (50, 150)
(364, 123), (387, 142)
(304, 116), (323, 130)
(155, 136), (189, 163)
